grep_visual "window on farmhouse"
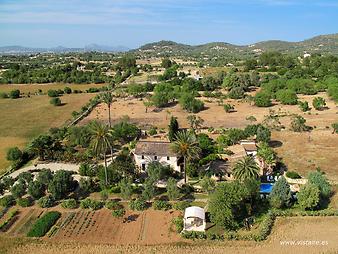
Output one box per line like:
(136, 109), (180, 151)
(167, 156), (170, 160)
(154, 156), (158, 160)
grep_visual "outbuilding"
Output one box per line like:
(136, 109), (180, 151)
(183, 206), (206, 232)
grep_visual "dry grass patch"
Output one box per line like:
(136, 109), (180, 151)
(0, 93), (96, 173)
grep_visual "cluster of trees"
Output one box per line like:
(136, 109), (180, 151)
(0, 63), (109, 84)
(0, 169), (76, 206)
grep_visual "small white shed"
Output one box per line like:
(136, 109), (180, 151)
(183, 206), (206, 232)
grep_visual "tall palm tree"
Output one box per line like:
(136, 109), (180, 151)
(89, 121), (112, 185)
(171, 131), (201, 184)
(232, 156), (260, 182)
(101, 92), (113, 128)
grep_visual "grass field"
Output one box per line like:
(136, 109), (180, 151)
(0, 83), (105, 94)
(0, 93), (96, 173)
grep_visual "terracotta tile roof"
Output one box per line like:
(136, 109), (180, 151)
(134, 141), (177, 157)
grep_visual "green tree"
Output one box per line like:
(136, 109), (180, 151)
(89, 121), (112, 186)
(187, 115), (204, 132)
(166, 177), (180, 200)
(200, 176), (216, 193)
(179, 93), (204, 113)
(171, 131), (201, 183)
(276, 89), (298, 105)
(254, 92), (272, 107)
(312, 97), (326, 110)
(298, 101), (310, 112)
(6, 147), (22, 161)
(297, 183), (320, 210)
(142, 179), (156, 201)
(119, 178), (133, 200)
(101, 92), (114, 127)
(256, 143), (277, 174)
(9, 89), (20, 99)
(168, 116), (179, 142)
(64, 87), (72, 94)
(11, 181), (26, 199)
(50, 97), (62, 106)
(256, 125), (271, 143)
(269, 176), (291, 209)
(161, 58), (172, 69)
(208, 181), (249, 230)
(37, 169), (53, 186)
(232, 156), (260, 182)
(48, 170), (75, 200)
(307, 170), (332, 199)
(290, 115), (310, 132)
(28, 181), (45, 199)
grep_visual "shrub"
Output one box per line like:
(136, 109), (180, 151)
(297, 183), (320, 210)
(16, 197), (33, 207)
(276, 89), (298, 105)
(148, 127), (157, 136)
(50, 97), (62, 106)
(28, 181), (45, 199)
(290, 115), (310, 132)
(6, 147), (22, 161)
(64, 87), (72, 94)
(80, 198), (104, 210)
(0, 195), (15, 207)
(50, 95), (63, 106)
(332, 123), (338, 134)
(9, 89), (20, 99)
(181, 230), (207, 239)
(285, 171), (301, 179)
(179, 93), (204, 113)
(61, 199), (78, 209)
(298, 101), (310, 112)
(0, 209), (18, 230)
(10, 182), (26, 199)
(0, 92), (9, 99)
(47, 89), (60, 97)
(37, 195), (55, 208)
(112, 208), (125, 217)
(269, 177), (291, 209)
(172, 201), (191, 211)
(105, 200), (122, 210)
(153, 200), (172, 210)
(254, 92), (272, 107)
(312, 97), (326, 110)
(79, 163), (96, 177)
(129, 198), (147, 211)
(27, 211), (61, 237)
(172, 216), (183, 233)
(223, 104), (234, 113)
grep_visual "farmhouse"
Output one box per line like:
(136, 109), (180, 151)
(133, 141), (182, 172)
(240, 140), (258, 156)
(183, 206), (206, 232)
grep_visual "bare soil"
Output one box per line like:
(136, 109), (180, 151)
(5, 216), (338, 254)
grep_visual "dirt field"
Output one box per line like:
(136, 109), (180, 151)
(3, 216), (338, 254)
(80, 92), (338, 180)
(0, 93), (96, 173)
(51, 209), (181, 245)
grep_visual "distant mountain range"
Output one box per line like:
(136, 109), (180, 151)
(1, 33), (337, 56)
(0, 44), (130, 54)
(133, 33), (338, 57)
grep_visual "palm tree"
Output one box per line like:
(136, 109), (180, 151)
(88, 121), (112, 185)
(101, 92), (113, 128)
(171, 131), (201, 184)
(232, 156), (260, 182)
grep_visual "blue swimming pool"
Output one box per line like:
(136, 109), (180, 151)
(260, 183), (274, 193)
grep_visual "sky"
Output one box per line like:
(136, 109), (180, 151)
(0, 0), (337, 48)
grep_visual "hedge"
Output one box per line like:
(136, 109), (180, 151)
(0, 209), (18, 230)
(27, 211), (61, 237)
(153, 200), (172, 211)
